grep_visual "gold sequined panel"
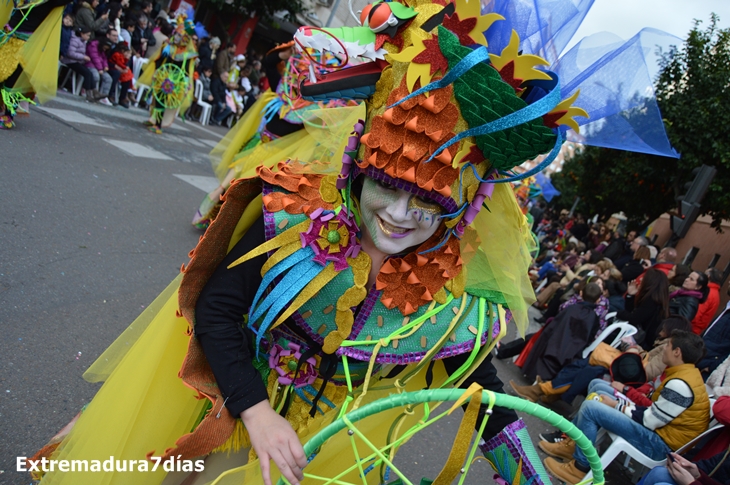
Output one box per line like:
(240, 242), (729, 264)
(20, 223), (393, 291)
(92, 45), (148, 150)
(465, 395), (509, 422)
(0, 38), (24, 84)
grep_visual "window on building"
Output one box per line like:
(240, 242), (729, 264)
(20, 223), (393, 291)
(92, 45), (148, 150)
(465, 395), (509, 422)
(682, 247), (700, 268)
(708, 254), (721, 268)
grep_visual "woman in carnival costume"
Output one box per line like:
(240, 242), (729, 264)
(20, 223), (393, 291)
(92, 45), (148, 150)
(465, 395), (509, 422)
(0, 0), (69, 129)
(138, 12), (198, 134)
(192, 42), (361, 230)
(33, 0), (679, 484)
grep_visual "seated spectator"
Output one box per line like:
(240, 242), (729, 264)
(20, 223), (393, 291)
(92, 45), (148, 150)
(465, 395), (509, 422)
(109, 44), (133, 108)
(131, 13), (155, 56)
(510, 316), (692, 405)
(692, 268), (722, 335)
(619, 268), (670, 346)
(621, 246), (652, 283)
(614, 235), (648, 270)
(199, 65), (213, 103)
(61, 26), (96, 102)
(74, 0), (109, 39)
(559, 276), (611, 333)
(60, 13), (74, 58)
(605, 269), (627, 312)
(698, 290), (730, 377)
(634, 247), (678, 287)
(120, 17), (135, 48)
(668, 264), (692, 292)
(669, 271), (709, 321)
(210, 71), (232, 125)
(602, 228), (627, 262)
(541, 330), (710, 484)
(642, 451), (729, 485)
(520, 283), (603, 382)
(85, 37), (113, 104)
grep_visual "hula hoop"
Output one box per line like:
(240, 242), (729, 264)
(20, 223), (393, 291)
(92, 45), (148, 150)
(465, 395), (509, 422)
(277, 388), (604, 485)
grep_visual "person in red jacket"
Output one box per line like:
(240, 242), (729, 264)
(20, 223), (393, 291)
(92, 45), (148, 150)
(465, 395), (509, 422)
(693, 268), (722, 335)
(109, 44), (133, 108)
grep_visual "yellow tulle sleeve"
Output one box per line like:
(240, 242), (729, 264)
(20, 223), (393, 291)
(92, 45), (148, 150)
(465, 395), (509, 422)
(209, 90), (277, 181)
(463, 182), (536, 336)
(14, 5), (63, 103)
(229, 103), (367, 180)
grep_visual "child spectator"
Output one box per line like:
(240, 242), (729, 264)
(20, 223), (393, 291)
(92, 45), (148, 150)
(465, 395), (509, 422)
(210, 70), (232, 125)
(119, 17), (135, 50)
(86, 37), (113, 104)
(109, 44), (133, 108)
(60, 13), (74, 58)
(61, 26), (96, 101)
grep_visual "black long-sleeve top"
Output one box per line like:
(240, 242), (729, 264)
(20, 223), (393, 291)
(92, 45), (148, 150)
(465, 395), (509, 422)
(194, 216), (269, 418)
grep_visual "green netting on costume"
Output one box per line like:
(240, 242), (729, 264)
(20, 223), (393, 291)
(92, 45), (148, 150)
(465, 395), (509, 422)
(1, 86), (34, 116)
(279, 389), (604, 485)
(151, 62), (189, 109)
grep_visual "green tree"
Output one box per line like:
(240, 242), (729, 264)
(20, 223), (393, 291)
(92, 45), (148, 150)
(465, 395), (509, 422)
(552, 15), (730, 230)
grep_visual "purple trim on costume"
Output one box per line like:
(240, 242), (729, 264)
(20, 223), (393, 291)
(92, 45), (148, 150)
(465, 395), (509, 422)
(262, 183), (277, 243)
(348, 286), (380, 338)
(351, 165), (459, 213)
(337, 323), (491, 365)
(479, 419), (542, 481)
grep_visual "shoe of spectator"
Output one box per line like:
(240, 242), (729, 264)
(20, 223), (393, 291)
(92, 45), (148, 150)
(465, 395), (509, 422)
(510, 380), (543, 403)
(543, 458), (587, 485)
(118, 101), (130, 109)
(539, 430), (567, 443)
(86, 90), (95, 102)
(539, 438), (575, 460)
(98, 98), (113, 106)
(540, 393), (561, 404)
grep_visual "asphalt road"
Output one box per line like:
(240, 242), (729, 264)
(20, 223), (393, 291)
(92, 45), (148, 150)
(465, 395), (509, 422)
(0, 93), (636, 484)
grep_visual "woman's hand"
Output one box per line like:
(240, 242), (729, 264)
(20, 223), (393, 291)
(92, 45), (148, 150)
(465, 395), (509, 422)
(627, 280), (639, 296)
(611, 381), (625, 392)
(241, 400), (307, 485)
(667, 455), (701, 485)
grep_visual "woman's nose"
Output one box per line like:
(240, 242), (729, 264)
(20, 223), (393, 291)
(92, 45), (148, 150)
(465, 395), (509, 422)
(385, 191), (412, 221)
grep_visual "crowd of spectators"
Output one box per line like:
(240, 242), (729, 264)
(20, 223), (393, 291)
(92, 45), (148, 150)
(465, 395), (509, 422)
(505, 205), (730, 485)
(57, 0), (269, 118)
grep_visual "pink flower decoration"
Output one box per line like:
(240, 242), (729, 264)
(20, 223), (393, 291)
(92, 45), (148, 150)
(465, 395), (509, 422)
(300, 207), (361, 272)
(268, 342), (317, 388)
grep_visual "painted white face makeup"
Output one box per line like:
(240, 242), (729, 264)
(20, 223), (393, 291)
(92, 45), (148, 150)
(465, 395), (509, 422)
(360, 177), (443, 255)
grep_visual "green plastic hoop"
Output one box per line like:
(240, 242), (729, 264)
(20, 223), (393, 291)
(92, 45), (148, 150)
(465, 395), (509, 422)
(278, 389), (604, 485)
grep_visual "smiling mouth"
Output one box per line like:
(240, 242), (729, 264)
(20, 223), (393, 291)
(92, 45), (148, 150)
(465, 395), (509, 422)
(376, 215), (413, 239)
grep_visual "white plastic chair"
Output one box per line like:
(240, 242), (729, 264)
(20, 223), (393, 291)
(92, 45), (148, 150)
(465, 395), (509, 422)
(194, 79), (212, 126)
(134, 84), (150, 107)
(582, 321), (637, 358)
(132, 57), (149, 80)
(59, 62), (83, 96)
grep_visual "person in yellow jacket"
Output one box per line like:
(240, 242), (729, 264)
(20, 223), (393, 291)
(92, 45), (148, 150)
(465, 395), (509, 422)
(540, 330), (710, 484)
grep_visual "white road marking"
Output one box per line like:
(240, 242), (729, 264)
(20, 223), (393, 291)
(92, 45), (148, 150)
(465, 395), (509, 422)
(103, 139), (173, 160)
(35, 107), (110, 127)
(173, 174), (220, 193)
(199, 139), (218, 148)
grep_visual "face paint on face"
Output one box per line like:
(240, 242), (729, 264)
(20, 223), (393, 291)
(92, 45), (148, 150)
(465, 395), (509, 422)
(360, 177), (443, 255)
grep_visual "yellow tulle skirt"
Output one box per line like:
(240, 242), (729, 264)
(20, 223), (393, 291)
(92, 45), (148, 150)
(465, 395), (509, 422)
(3, 6), (63, 103)
(39, 273), (450, 485)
